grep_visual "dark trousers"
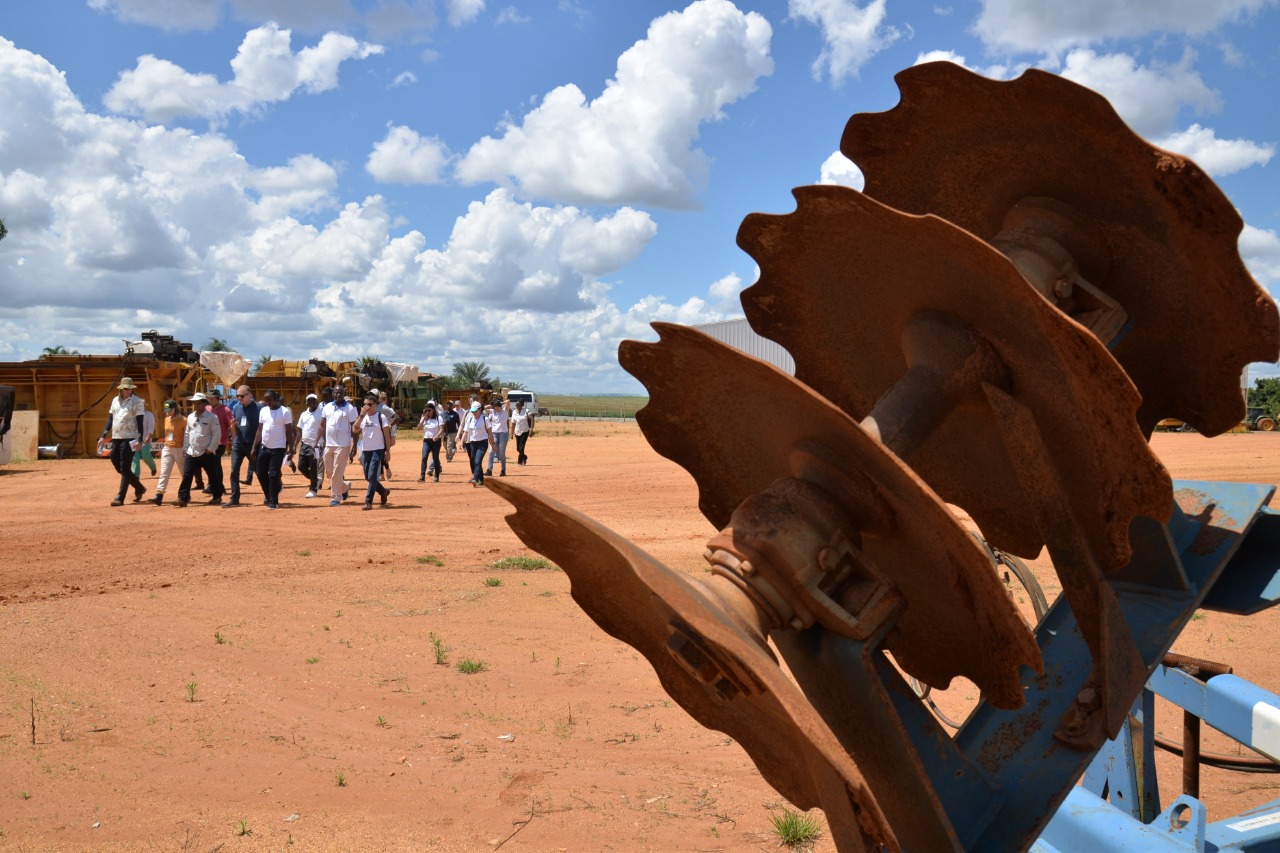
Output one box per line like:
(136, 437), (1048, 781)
(229, 441), (253, 499)
(515, 431), (529, 464)
(465, 440), (488, 484)
(255, 446), (287, 504)
(299, 444), (320, 491)
(362, 449), (389, 503)
(178, 453), (223, 502)
(109, 439), (144, 500)
(420, 438), (441, 479)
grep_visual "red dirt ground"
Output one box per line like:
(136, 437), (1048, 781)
(0, 424), (1277, 851)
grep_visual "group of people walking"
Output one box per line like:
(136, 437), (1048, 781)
(415, 397), (536, 488)
(100, 379), (535, 510)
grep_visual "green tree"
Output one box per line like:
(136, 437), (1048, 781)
(202, 337), (232, 352)
(250, 354), (274, 376)
(451, 361), (491, 387)
(1248, 378), (1280, 416)
(0, 218), (7, 242)
(489, 377), (528, 391)
(41, 345), (79, 356)
(358, 354), (383, 371)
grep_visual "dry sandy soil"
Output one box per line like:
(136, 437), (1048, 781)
(0, 423), (1278, 852)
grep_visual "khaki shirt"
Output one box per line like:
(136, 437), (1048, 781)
(184, 411), (221, 457)
(108, 394), (145, 439)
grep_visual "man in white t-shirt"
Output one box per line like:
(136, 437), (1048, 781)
(250, 389), (294, 510)
(294, 393), (322, 498)
(318, 386), (357, 506)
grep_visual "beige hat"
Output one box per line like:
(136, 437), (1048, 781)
(189, 392), (208, 402)
(118, 377), (138, 390)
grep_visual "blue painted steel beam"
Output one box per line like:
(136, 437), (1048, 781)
(1035, 789), (1206, 852)
(949, 480), (1274, 851)
(1147, 667), (1280, 762)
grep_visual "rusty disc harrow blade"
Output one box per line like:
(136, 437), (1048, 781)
(619, 323), (1040, 708)
(488, 478), (895, 852)
(842, 61), (1279, 435)
(737, 186), (1172, 571)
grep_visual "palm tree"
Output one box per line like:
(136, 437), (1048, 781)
(0, 218), (7, 242)
(202, 337), (232, 352)
(451, 361), (491, 386)
(41, 345), (79, 356)
(251, 354), (274, 376)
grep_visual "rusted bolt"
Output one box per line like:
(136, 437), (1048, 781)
(666, 631), (719, 685)
(1053, 277), (1073, 300)
(1076, 687), (1100, 711)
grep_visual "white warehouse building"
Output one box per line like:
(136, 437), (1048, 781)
(692, 318), (795, 375)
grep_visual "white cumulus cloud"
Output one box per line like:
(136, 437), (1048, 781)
(1242, 224), (1280, 289)
(974, 0), (1276, 54)
(1157, 124), (1275, 176)
(445, 0), (485, 26)
(0, 36), (744, 390)
(817, 151), (864, 189)
(1058, 49), (1219, 137)
(104, 23), (383, 124)
(788, 0), (899, 83)
(366, 125), (452, 185)
(90, 0), (441, 41)
(455, 0), (773, 209)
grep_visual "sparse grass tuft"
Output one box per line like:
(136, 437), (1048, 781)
(770, 807), (821, 849)
(491, 555), (557, 571)
(484, 577), (503, 587)
(416, 555), (444, 566)
(376, 716), (388, 728)
(336, 772), (347, 787)
(185, 682), (197, 703)
(430, 632), (450, 665)
(214, 632), (227, 645)
(235, 820), (251, 837)
(456, 658), (487, 675)
(19, 792), (30, 800)
(306, 656), (320, 665)
(296, 550), (311, 557)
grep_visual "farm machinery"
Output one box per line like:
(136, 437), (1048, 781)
(491, 63), (1280, 851)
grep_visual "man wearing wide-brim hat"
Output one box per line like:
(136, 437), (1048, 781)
(173, 392), (225, 508)
(99, 377), (147, 506)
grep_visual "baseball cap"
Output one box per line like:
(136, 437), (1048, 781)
(470, 402), (481, 412)
(163, 400), (177, 410)
(306, 393), (318, 400)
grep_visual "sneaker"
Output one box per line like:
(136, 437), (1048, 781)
(241, 476), (252, 485)
(380, 489), (390, 506)
(499, 471), (506, 477)
(304, 490), (318, 499)
(485, 469), (493, 476)
(362, 502), (373, 511)
(434, 476), (440, 483)
(329, 499), (341, 507)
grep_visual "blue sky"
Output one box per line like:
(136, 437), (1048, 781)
(1, 0), (1277, 391)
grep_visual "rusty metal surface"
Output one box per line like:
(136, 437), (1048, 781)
(738, 186), (1171, 570)
(841, 61), (1279, 436)
(486, 477), (895, 852)
(619, 323), (1040, 708)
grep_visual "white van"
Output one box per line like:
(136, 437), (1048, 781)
(505, 390), (540, 415)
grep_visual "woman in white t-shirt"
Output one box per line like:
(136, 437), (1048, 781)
(352, 392), (393, 509)
(417, 402), (444, 482)
(461, 401), (494, 487)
